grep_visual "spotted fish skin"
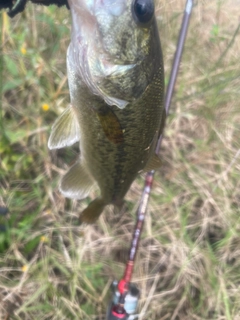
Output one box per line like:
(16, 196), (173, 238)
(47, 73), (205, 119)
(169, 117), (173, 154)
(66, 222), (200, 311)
(48, 0), (165, 223)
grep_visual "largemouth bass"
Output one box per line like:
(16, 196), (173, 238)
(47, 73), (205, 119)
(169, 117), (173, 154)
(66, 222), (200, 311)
(48, 0), (165, 223)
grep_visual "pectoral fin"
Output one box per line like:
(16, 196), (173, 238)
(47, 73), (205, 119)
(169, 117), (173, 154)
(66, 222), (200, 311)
(96, 107), (124, 144)
(48, 104), (80, 149)
(143, 154), (162, 172)
(60, 161), (95, 199)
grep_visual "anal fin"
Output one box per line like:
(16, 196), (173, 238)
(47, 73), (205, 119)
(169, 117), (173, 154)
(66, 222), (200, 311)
(48, 104), (80, 149)
(60, 161), (95, 200)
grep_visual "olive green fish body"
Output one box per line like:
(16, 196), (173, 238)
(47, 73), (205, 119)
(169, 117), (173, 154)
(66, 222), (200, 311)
(48, 0), (165, 222)
(75, 71), (163, 200)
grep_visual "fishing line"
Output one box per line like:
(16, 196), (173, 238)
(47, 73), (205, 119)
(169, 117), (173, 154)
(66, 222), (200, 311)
(0, 12), (4, 135)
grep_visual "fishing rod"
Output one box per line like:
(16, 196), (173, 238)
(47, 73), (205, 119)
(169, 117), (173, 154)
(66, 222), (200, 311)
(106, 1), (194, 319)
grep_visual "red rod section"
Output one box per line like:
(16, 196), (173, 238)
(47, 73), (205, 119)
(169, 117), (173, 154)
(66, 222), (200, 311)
(118, 170), (154, 294)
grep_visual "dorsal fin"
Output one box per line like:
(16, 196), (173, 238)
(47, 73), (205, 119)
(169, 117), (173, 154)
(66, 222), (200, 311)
(143, 154), (162, 172)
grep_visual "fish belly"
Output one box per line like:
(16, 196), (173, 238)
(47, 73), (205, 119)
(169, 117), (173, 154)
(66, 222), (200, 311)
(76, 77), (162, 207)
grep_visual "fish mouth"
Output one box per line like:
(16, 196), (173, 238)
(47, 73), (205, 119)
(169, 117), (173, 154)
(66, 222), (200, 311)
(95, 0), (127, 17)
(68, 0), (127, 19)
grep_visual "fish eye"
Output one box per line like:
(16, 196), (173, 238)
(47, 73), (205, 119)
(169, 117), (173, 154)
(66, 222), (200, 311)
(132, 0), (154, 26)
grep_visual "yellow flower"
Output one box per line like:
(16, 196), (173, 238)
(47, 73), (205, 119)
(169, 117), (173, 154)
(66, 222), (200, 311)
(20, 46), (27, 55)
(21, 265), (28, 272)
(40, 236), (47, 243)
(42, 103), (49, 112)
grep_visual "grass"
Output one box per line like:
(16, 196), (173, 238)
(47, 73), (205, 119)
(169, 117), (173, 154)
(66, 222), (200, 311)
(0, 0), (240, 319)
